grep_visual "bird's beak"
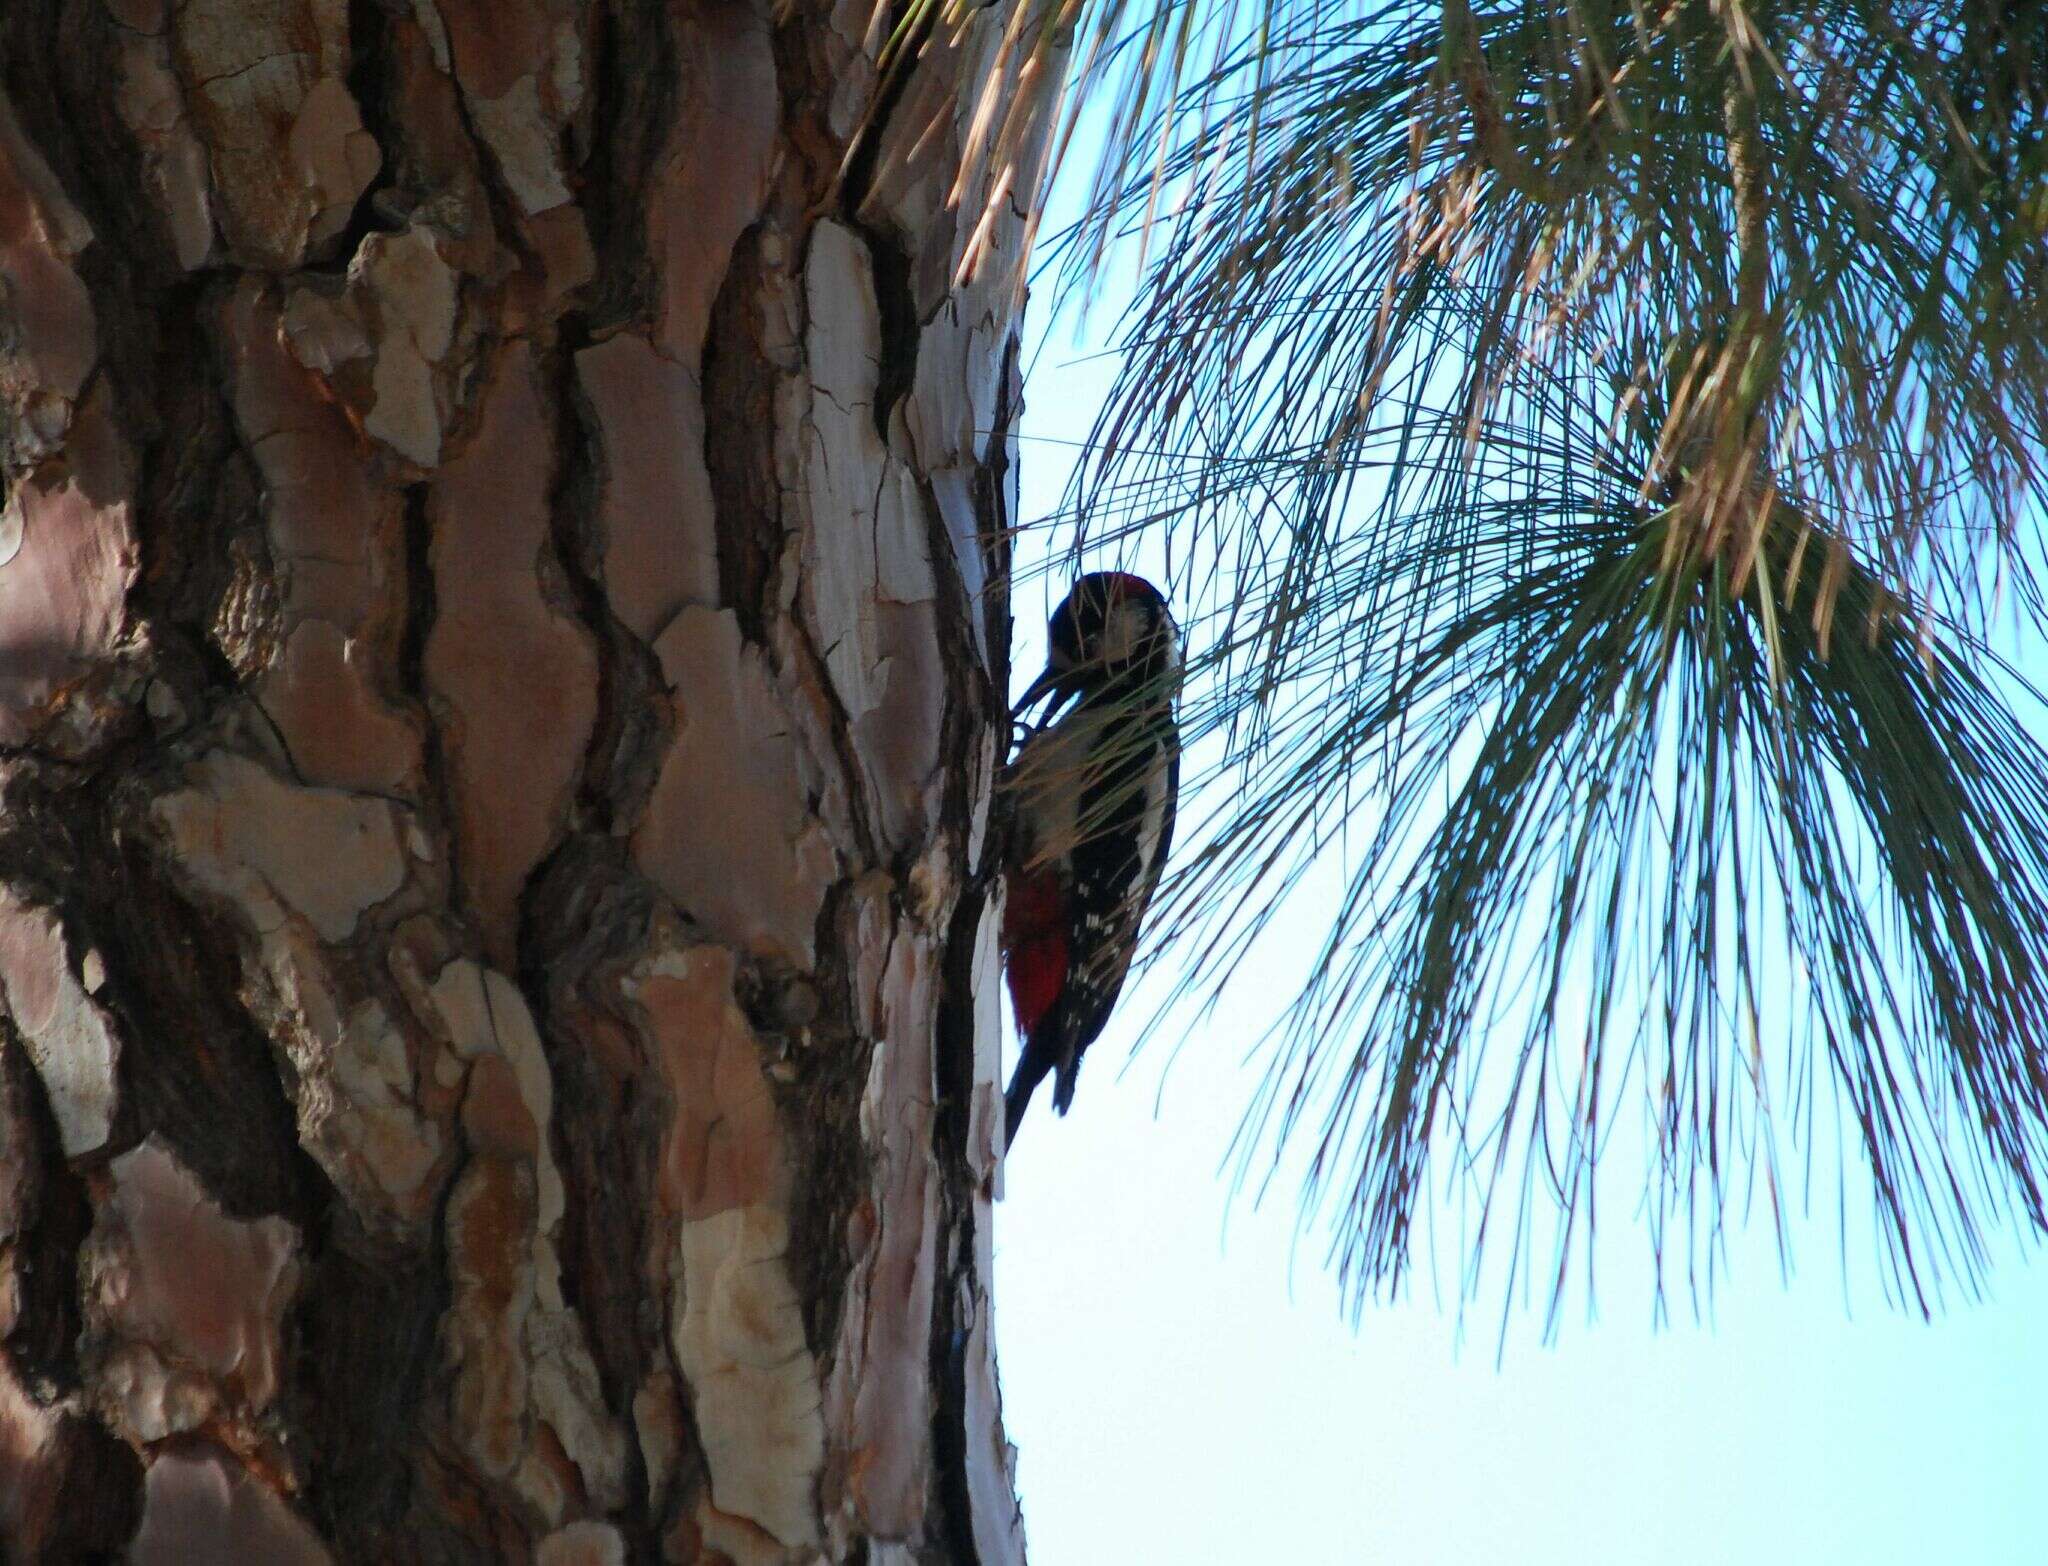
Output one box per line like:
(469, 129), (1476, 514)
(1012, 663), (1079, 724)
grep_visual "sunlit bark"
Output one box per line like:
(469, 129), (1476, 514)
(0, 3), (1035, 1559)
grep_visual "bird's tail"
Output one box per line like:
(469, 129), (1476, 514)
(1050, 1057), (1080, 1116)
(1004, 1051), (1052, 1147)
(1006, 1044), (1086, 1148)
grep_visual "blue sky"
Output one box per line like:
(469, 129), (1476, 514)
(990, 247), (2048, 1564)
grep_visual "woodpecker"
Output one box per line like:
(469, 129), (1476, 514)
(1001, 572), (1181, 1145)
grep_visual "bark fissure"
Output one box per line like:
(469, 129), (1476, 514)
(288, 1211), (447, 1548)
(701, 227), (781, 647)
(544, 332), (616, 831)
(328, 0), (406, 262)
(784, 877), (879, 1358)
(928, 882), (994, 1566)
(0, 1020), (94, 1387)
(972, 336), (1021, 700)
(548, 327), (672, 834)
(577, 0), (679, 332)
(0, 1030), (142, 1556)
(518, 839), (671, 1556)
(864, 222), (922, 444)
(397, 479), (436, 702)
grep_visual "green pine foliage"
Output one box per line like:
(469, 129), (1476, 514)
(927, 0), (2048, 1312)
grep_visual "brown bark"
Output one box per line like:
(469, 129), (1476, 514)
(0, 2), (1037, 1560)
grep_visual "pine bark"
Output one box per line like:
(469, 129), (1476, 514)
(0, 3), (1035, 1560)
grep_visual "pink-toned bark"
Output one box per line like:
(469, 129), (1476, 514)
(0, 3), (1049, 1557)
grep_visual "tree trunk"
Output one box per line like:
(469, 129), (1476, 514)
(0, 3), (1037, 1560)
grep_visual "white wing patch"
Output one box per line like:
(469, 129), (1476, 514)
(1133, 746), (1169, 882)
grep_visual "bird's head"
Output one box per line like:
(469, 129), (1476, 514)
(1014, 572), (1180, 720)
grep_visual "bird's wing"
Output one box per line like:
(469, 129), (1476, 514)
(1056, 712), (1180, 1056)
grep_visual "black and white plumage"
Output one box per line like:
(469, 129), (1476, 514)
(1001, 572), (1181, 1145)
